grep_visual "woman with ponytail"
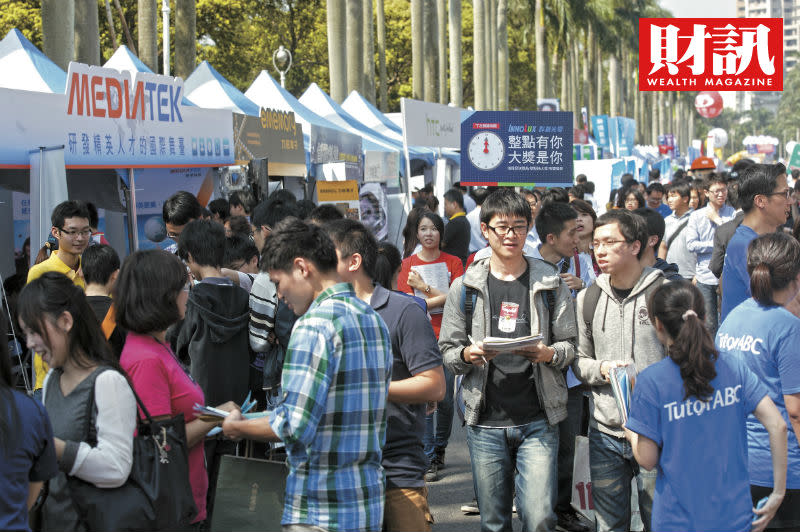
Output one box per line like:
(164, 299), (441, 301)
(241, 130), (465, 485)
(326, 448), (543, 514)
(717, 232), (800, 531)
(624, 280), (787, 532)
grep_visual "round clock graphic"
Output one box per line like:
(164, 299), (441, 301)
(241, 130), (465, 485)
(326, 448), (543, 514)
(468, 131), (504, 171)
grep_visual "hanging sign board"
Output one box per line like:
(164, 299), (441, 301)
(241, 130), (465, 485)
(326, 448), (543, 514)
(233, 108), (305, 176)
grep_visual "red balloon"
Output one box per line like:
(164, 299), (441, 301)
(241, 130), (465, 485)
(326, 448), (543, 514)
(695, 91), (723, 118)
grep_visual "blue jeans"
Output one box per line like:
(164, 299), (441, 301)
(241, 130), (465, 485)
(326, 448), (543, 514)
(696, 282), (719, 335)
(467, 418), (558, 532)
(423, 366), (454, 461)
(589, 428), (655, 532)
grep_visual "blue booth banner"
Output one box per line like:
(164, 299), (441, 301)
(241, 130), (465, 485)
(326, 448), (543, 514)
(591, 115), (610, 149)
(460, 111), (573, 187)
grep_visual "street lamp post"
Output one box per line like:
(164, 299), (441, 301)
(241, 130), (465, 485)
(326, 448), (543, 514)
(273, 45), (293, 88)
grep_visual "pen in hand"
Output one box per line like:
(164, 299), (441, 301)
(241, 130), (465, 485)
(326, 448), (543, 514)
(467, 335), (489, 366)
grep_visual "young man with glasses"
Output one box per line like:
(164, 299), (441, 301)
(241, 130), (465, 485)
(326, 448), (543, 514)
(573, 210), (666, 532)
(162, 190), (203, 253)
(720, 163), (792, 322)
(685, 175), (736, 334)
(27, 200), (92, 397)
(439, 189), (577, 532)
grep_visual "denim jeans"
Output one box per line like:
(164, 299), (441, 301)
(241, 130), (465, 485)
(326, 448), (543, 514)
(588, 428), (656, 532)
(696, 282), (719, 335)
(423, 366), (454, 461)
(556, 386), (585, 513)
(466, 418), (559, 532)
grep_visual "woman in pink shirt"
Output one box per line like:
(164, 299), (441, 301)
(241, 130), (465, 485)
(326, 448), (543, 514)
(115, 250), (234, 527)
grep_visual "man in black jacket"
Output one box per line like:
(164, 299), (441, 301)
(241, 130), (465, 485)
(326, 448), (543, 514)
(442, 188), (470, 264)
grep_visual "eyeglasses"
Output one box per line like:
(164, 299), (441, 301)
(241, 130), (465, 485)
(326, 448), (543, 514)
(487, 224), (528, 237)
(59, 228), (92, 238)
(766, 189), (792, 199)
(527, 200), (538, 208)
(167, 231), (181, 240)
(708, 188), (727, 196)
(592, 239), (628, 250)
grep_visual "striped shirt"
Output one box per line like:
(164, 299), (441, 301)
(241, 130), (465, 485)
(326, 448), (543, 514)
(268, 283), (392, 532)
(249, 272), (277, 353)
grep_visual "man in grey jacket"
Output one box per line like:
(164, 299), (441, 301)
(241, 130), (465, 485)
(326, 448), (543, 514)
(573, 210), (666, 532)
(440, 189), (577, 532)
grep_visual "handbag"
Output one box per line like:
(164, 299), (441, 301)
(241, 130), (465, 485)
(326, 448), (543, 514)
(68, 370), (198, 531)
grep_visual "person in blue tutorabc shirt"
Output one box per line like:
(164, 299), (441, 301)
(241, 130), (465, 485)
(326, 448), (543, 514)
(717, 232), (800, 531)
(624, 280), (787, 532)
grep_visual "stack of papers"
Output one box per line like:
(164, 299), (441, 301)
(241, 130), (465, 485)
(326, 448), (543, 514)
(482, 334), (544, 351)
(609, 364), (637, 424)
(194, 392), (268, 436)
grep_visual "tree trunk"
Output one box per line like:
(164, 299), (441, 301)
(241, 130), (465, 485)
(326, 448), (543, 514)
(376, 0), (388, 110)
(571, 39), (579, 128)
(634, 69), (642, 143)
(595, 43), (602, 115)
(497, 0), (508, 110)
(423, 0), (437, 101)
(113, 0), (136, 54)
(138, 0), (158, 71)
(688, 102), (695, 145)
(650, 91), (658, 145)
(175, 0), (196, 79)
(448, 0), (462, 106)
(620, 48), (628, 117)
(327, 0), (347, 102)
(103, 0), (118, 50)
(487, 0), (496, 109)
(585, 23), (594, 123)
(437, 0), (447, 103)
(608, 52), (618, 117)
(411, 0), (424, 99)
(473, 0), (486, 109)
(561, 52), (568, 114)
(42, 0), (75, 70)
(658, 91), (666, 139)
(535, 0), (545, 100)
(346, 0), (364, 95)
(363, 0), (376, 103)
(74, 0), (100, 65)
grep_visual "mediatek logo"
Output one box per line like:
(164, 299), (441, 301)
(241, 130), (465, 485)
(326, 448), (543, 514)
(639, 18), (783, 91)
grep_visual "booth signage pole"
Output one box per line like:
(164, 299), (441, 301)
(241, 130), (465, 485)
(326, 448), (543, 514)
(127, 168), (138, 253)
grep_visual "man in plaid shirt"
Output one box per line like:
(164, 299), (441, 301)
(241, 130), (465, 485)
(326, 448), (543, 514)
(223, 217), (393, 532)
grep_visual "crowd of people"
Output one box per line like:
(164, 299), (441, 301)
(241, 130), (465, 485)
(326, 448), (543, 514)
(1, 158), (800, 532)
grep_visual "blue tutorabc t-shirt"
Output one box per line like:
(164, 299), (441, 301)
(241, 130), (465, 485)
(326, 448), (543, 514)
(717, 298), (800, 489)
(626, 354), (767, 532)
(720, 224), (758, 323)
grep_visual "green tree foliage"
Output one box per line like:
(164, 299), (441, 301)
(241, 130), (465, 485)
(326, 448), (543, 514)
(0, 0), (43, 48)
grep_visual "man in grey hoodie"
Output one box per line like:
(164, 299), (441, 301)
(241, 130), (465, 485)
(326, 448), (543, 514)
(573, 210), (666, 532)
(440, 189), (577, 532)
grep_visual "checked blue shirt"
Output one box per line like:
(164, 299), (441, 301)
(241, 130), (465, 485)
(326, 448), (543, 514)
(268, 283), (393, 532)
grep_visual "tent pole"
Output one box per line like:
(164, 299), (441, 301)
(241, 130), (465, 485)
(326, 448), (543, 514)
(126, 168), (139, 253)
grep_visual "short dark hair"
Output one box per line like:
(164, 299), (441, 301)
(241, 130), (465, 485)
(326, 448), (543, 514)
(374, 241), (402, 290)
(737, 163), (787, 213)
(229, 191), (255, 214)
(178, 219), (225, 267)
(480, 189), (532, 226)
(262, 217), (338, 274)
(541, 187), (570, 206)
(619, 187), (645, 209)
(667, 181), (691, 199)
(114, 250), (188, 334)
(226, 215), (252, 237)
(268, 188), (297, 205)
(570, 198), (596, 224)
(224, 233), (259, 269)
(296, 199), (317, 220)
(444, 188), (465, 209)
(51, 200), (90, 229)
(324, 219), (379, 279)
(310, 204), (345, 224)
(568, 184), (586, 200)
(86, 202), (100, 229)
(471, 186), (497, 206)
(646, 182), (665, 195)
(729, 159), (756, 180)
(702, 173), (727, 190)
(163, 191), (202, 225)
(747, 232), (800, 306)
(251, 199), (300, 230)
(575, 174), (587, 184)
(633, 207), (666, 250)
(595, 210), (649, 259)
(208, 198), (230, 220)
(418, 211), (446, 249)
(81, 244), (120, 286)
(536, 201), (578, 242)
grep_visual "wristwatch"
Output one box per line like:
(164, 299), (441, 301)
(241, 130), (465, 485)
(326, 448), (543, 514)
(425, 284), (431, 294)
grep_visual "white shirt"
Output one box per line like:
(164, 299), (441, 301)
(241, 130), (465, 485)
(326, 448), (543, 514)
(43, 369), (136, 488)
(467, 207), (488, 253)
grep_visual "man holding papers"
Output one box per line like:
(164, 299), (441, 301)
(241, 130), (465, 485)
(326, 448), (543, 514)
(439, 189), (577, 532)
(222, 218), (392, 532)
(572, 210), (666, 532)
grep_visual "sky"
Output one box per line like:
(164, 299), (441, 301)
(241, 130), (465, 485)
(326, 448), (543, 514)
(659, 0), (737, 18)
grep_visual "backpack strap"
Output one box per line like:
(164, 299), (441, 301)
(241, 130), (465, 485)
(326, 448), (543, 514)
(665, 218), (690, 251)
(581, 282), (603, 340)
(460, 283), (478, 337)
(101, 304), (116, 341)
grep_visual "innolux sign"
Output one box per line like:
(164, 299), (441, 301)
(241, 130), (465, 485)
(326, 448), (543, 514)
(639, 18), (783, 91)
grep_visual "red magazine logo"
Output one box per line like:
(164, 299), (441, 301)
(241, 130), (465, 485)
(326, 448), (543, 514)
(639, 18), (783, 91)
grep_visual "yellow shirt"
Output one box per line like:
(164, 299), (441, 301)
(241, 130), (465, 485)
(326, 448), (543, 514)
(27, 251), (84, 390)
